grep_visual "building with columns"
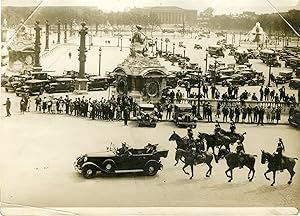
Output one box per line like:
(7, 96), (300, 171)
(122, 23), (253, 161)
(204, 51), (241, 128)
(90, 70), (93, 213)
(131, 6), (197, 25)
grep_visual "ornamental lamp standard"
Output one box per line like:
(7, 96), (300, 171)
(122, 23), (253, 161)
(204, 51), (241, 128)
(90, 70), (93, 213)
(120, 35), (123, 51)
(160, 38), (163, 57)
(204, 48), (208, 74)
(33, 20), (42, 72)
(197, 67), (202, 118)
(172, 42), (175, 66)
(165, 40), (168, 53)
(98, 47), (102, 76)
(151, 37), (154, 53)
(45, 20), (49, 51)
(267, 52), (273, 87)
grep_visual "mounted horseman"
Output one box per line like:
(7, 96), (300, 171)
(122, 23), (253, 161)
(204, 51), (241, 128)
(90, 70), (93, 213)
(261, 138), (298, 186)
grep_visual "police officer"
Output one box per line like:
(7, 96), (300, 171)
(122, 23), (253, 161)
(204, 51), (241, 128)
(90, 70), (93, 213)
(274, 138), (285, 170)
(236, 140), (245, 168)
(230, 121), (236, 134)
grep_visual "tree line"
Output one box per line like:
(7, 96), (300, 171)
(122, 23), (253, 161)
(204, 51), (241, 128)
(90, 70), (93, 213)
(1, 6), (299, 35)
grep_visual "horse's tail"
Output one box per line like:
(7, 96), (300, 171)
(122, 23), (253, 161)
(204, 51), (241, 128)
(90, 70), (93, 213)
(294, 158), (298, 160)
(242, 132), (247, 136)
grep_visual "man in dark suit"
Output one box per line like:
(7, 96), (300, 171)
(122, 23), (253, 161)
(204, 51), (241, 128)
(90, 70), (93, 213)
(123, 106), (129, 126)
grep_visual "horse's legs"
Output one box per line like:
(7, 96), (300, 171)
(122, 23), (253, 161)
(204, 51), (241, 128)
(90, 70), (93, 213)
(182, 164), (190, 175)
(212, 147), (218, 163)
(225, 168), (230, 178)
(205, 162), (212, 177)
(190, 165), (194, 180)
(287, 168), (295, 184)
(271, 171), (276, 186)
(247, 169), (251, 180)
(250, 169), (255, 181)
(228, 169), (233, 182)
(264, 169), (272, 181)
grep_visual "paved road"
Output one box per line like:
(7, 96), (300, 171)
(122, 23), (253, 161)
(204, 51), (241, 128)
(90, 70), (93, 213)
(1, 110), (299, 208)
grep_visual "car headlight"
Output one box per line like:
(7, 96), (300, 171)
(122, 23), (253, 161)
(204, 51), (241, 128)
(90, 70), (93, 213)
(178, 117), (182, 120)
(83, 156), (87, 162)
(194, 117), (198, 121)
(137, 116), (141, 120)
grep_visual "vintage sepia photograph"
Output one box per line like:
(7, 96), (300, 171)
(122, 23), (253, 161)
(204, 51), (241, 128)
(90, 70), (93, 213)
(1, 0), (300, 215)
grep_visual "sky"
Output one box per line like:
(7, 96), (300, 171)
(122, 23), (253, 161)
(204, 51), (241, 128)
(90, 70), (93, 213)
(2, 0), (300, 14)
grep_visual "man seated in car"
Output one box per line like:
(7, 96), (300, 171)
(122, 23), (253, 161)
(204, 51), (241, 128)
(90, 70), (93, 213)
(117, 143), (132, 156)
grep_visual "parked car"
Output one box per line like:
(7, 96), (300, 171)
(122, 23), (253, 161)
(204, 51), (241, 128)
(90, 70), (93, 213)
(276, 71), (293, 84)
(173, 104), (197, 128)
(166, 74), (178, 88)
(194, 44), (202, 49)
(208, 45), (224, 58)
(74, 143), (169, 178)
(136, 104), (158, 127)
(289, 78), (300, 90)
(46, 78), (75, 93)
(234, 49), (249, 65)
(15, 79), (48, 96)
(4, 75), (31, 92)
(289, 109), (300, 129)
(87, 76), (109, 91)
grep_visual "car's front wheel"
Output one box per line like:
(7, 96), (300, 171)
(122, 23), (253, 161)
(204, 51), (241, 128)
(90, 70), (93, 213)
(102, 159), (116, 173)
(144, 160), (159, 176)
(82, 165), (97, 179)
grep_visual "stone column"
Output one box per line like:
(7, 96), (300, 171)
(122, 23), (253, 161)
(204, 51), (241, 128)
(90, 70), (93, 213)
(57, 20), (61, 44)
(45, 20), (49, 51)
(64, 23), (67, 43)
(33, 20), (42, 72)
(75, 22), (89, 94)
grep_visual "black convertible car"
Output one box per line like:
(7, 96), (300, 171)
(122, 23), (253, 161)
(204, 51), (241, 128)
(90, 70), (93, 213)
(74, 143), (169, 178)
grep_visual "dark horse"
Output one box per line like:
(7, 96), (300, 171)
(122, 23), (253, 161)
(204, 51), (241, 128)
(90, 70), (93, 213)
(219, 129), (247, 143)
(198, 132), (230, 163)
(169, 131), (204, 166)
(176, 148), (213, 179)
(261, 150), (298, 186)
(217, 148), (256, 182)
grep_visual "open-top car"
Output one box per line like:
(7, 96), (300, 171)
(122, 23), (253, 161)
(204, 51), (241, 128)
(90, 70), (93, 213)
(137, 104), (158, 127)
(173, 104), (197, 128)
(74, 143), (169, 178)
(276, 71), (293, 84)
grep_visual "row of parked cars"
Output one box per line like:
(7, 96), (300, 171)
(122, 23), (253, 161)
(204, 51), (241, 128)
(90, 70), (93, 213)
(136, 103), (197, 129)
(2, 70), (115, 96)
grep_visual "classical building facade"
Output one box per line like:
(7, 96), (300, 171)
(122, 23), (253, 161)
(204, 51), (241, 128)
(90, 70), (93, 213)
(131, 6), (197, 25)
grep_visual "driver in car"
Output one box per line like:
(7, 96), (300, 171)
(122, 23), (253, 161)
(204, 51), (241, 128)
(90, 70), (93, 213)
(117, 143), (131, 156)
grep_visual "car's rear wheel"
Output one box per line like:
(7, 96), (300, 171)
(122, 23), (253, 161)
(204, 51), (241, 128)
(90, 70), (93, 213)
(102, 159), (116, 173)
(82, 165), (97, 179)
(144, 161), (159, 176)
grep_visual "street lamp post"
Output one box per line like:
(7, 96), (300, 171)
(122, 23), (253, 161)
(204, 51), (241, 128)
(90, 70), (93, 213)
(172, 42), (175, 66)
(197, 68), (202, 118)
(64, 23), (67, 43)
(98, 47), (102, 76)
(117, 33), (119, 47)
(267, 54), (272, 87)
(204, 48), (208, 74)
(213, 56), (217, 86)
(151, 37), (154, 53)
(45, 20), (49, 51)
(160, 38), (163, 57)
(166, 41), (168, 53)
(57, 20), (61, 44)
(120, 35), (123, 51)
(183, 46), (186, 59)
(33, 20), (42, 72)
(155, 37), (158, 51)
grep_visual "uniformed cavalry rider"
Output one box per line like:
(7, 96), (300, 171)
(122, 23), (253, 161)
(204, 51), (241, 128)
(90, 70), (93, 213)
(230, 121), (236, 134)
(236, 140), (245, 168)
(187, 127), (197, 158)
(274, 138), (285, 170)
(214, 122), (223, 143)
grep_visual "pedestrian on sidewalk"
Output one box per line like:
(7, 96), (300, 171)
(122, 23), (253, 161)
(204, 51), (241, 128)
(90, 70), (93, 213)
(166, 102), (172, 120)
(3, 98), (11, 117)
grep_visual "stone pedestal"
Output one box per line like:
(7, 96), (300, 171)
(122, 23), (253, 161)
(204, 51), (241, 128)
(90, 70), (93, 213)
(74, 78), (88, 94)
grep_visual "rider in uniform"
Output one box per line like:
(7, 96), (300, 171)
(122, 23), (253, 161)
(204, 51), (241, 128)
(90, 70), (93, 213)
(236, 140), (245, 168)
(274, 138), (285, 170)
(214, 122), (223, 143)
(187, 127), (197, 158)
(230, 121), (236, 134)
